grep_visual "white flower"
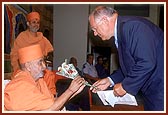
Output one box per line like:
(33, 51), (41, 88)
(56, 59), (79, 79)
(56, 59), (98, 89)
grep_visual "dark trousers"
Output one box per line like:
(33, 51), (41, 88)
(56, 79), (90, 111)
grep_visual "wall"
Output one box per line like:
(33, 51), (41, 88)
(53, 4), (89, 69)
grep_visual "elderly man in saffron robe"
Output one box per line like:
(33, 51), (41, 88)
(5, 44), (86, 111)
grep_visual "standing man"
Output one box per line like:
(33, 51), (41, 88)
(89, 6), (164, 111)
(10, 11), (53, 76)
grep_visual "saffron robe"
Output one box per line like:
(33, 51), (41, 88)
(4, 71), (55, 111)
(43, 69), (66, 95)
(10, 29), (53, 73)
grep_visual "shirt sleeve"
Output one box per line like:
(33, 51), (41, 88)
(107, 77), (115, 87)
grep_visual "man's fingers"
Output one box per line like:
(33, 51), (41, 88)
(113, 90), (119, 97)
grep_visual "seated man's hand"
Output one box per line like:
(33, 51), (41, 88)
(68, 76), (86, 95)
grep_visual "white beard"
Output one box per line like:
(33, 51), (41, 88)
(29, 26), (39, 33)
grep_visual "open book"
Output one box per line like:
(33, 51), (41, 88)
(97, 90), (138, 107)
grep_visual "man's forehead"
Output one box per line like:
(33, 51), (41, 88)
(30, 18), (40, 22)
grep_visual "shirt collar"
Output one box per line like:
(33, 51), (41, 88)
(114, 18), (118, 48)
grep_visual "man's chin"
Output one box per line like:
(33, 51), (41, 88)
(30, 28), (39, 33)
(102, 37), (110, 41)
(35, 73), (44, 81)
(101, 35), (112, 41)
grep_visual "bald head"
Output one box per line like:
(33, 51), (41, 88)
(89, 6), (117, 22)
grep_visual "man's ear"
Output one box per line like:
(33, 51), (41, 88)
(26, 22), (29, 26)
(25, 62), (31, 71)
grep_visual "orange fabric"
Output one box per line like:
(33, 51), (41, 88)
(4, 71), (54, 111)
(18, 44), (43, 64)
(10, 69), (66, 96)
(11, 69), (22, 79)
(10, 29), (53, 75)
(43, 69), (67, 95)
(27, 12), (40, 21)
(43, 69), (57, 95)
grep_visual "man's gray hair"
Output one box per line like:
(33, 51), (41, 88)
(90, 6), (117, 22)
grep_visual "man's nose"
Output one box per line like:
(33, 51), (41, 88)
(42, 61), (46, 70)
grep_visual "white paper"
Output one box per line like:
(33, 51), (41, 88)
(97, 90), (138, 107)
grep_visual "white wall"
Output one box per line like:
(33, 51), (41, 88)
(53, 4), (89, 69)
